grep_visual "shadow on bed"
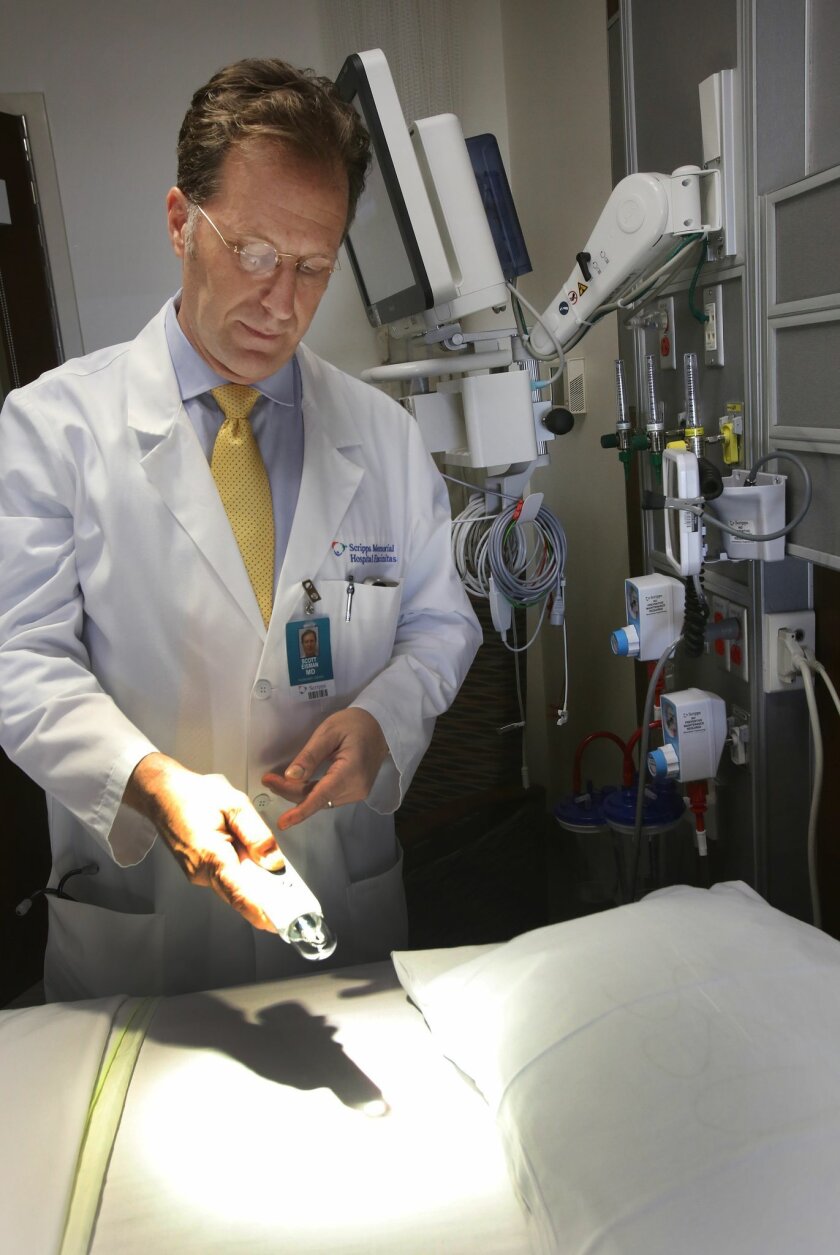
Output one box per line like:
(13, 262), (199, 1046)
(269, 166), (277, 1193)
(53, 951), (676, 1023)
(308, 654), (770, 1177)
(142, 990), (388, 1111)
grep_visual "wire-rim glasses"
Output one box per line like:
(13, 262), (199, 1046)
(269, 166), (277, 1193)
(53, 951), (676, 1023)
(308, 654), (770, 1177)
(190, 200), (340, 283)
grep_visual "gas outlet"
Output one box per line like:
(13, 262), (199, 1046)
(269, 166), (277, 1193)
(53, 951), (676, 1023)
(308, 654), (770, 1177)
(704, 285), (725, 367)
(728, 604), (748, 682)
(657, 296), (676, 370)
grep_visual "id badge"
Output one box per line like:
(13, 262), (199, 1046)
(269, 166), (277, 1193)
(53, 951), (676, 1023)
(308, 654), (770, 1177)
(286, 617), (335, 702)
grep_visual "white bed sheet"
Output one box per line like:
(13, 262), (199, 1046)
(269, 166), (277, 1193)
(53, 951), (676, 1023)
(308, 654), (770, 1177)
(87, 960), (532, 1254)
(0, 997), (124, 1255)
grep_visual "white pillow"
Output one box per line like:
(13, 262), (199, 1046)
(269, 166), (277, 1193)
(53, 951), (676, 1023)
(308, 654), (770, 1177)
(391, 940), (500, 1006)
(393, 882), (840, 1254)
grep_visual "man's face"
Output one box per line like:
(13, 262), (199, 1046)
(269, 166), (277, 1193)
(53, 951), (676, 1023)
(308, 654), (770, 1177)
(167, 140), (348, 383)
(301, 631), (318, 657)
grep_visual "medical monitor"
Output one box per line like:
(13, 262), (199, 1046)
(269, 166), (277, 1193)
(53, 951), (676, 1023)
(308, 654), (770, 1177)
(336, 49), (515, 332)
(335, 50), (455, 328)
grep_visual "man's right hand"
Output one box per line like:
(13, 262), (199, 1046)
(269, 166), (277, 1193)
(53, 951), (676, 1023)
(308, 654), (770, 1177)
(123, 752), (286, 932)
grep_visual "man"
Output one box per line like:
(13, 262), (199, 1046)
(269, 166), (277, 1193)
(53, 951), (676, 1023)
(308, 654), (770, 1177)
(300, 628), (319, 659)
(0, 59), (481, 1000)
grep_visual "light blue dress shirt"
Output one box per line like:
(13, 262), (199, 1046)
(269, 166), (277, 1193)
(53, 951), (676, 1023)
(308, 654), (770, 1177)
(163, 296), (303, 591)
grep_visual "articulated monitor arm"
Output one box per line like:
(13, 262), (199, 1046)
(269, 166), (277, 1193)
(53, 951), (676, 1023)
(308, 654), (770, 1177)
(362, 165), (720, 474)
(527, 166), (720, 360)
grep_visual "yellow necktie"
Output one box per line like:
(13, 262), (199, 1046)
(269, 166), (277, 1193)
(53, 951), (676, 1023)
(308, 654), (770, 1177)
(210, 384), (275, 629)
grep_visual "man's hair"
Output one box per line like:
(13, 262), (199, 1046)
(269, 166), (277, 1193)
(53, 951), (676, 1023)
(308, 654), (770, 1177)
(177, 58), (370, 229)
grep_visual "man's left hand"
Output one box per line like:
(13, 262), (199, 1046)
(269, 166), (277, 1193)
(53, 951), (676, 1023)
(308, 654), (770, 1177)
(262, 708), (388, 831)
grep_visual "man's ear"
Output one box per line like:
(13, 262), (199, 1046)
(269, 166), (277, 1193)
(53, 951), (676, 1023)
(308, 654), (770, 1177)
(166, 187), (189, 259)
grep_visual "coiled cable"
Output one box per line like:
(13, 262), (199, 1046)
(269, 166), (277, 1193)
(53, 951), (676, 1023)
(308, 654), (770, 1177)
(451, 491), (568, 651)
(486, 499), (568, 613)
(682, 567), (710, 657)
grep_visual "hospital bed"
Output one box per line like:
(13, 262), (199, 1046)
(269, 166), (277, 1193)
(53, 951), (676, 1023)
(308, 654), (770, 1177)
(4, 880), (840, 1254)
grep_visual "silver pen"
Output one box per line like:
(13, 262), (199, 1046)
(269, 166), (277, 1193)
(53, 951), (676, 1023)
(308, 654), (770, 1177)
(344, 573), (355, 622)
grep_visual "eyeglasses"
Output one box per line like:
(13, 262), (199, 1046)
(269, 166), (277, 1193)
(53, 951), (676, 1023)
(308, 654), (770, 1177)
(190, 201), (340, 282)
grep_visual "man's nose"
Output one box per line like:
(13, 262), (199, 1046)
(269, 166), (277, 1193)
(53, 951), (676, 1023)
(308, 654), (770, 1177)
(260, 262), (299, 318)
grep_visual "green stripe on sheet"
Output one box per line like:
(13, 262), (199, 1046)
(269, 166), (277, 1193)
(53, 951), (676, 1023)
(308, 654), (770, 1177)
(60, 995), (160, 1255)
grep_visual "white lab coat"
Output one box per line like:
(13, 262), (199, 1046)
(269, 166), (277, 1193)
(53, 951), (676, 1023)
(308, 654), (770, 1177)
(0, 305), (481, 1000)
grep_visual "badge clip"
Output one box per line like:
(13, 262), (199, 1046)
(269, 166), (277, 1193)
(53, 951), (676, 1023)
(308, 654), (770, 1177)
(302, 579), (321, 616)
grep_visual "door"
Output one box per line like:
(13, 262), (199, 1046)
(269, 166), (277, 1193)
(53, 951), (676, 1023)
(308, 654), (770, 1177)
(0, 108), (62, 1004)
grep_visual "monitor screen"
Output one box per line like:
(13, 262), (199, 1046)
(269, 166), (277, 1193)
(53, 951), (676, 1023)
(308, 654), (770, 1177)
(345, 102), (419, 311)
(335, 51), (449, 327)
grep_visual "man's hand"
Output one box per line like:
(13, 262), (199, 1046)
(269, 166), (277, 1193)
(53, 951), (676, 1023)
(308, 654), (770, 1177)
(124, 752), (285, 932)
(262, 708), (388, 832)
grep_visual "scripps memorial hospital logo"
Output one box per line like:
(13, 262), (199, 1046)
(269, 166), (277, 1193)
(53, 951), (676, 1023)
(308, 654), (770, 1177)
(331, 539), (398, 565)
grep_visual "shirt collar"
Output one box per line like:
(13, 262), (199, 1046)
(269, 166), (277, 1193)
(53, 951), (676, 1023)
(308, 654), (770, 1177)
(163, 294), (297, 407)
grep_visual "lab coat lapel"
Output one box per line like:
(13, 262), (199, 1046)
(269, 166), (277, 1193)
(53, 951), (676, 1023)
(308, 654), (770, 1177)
(279, 346), (364, 603)
(125, 309), (266, 638)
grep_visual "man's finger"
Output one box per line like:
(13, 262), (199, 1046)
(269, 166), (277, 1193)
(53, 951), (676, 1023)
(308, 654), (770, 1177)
(226, 802), (285, 871)
(282, 743), (324, 782)
(282, 720), (345, 784)
(260, 769), (310, 802)
(209, 854), (276, 933)
(276, 777), (341, 832)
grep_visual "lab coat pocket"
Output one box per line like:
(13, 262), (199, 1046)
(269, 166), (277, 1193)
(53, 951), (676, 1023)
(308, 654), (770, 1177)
(318, 578), (403, 696)
(345, 847), (408, 963)
(45, 896), (165, 1001)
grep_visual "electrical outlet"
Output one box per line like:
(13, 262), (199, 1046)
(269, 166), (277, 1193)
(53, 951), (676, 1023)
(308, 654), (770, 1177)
(704, 285), (725, 367)
(761, 611), (815, 692)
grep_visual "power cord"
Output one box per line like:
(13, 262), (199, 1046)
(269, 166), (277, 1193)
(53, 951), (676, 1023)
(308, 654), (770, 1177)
(780, 633), (840, 931)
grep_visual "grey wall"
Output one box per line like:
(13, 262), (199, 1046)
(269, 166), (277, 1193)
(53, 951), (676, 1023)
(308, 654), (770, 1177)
(755, 0), (840, 195)
(631, 0), (737, 175)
